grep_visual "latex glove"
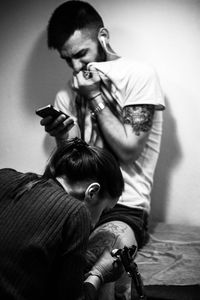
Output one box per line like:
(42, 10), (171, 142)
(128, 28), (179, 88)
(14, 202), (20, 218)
(86, 249), (124, 284)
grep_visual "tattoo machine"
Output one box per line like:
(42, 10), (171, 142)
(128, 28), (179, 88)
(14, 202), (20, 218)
(111, 245), (146, 300)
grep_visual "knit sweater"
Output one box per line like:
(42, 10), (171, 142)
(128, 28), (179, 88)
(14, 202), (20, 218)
(0, 168), (91, 300)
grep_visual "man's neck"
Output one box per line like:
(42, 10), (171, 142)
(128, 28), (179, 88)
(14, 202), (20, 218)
(105, 44), (120, 61)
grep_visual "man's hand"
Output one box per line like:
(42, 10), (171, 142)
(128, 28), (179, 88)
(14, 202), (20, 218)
(40, 114), (74, 138)
(72, 66), (101, 99)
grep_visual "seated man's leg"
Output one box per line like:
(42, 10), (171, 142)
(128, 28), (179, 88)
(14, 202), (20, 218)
(86, 220), (137, 300)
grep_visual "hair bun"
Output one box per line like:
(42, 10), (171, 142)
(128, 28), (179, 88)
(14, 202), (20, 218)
(73, 137), (88, 150)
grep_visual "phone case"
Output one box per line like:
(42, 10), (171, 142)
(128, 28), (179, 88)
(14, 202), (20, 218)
(36, 105), (68, 119)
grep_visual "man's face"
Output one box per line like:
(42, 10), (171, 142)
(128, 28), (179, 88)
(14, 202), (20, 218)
(58, 28), (106, 74)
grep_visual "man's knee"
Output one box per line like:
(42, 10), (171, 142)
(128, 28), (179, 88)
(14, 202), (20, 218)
(108, 220), (137, 249)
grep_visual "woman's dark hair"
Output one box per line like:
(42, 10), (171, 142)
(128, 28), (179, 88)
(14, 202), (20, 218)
(44, 137), (124, 199)
(47, 0), (104, 50)
(12, 138), (123, 201)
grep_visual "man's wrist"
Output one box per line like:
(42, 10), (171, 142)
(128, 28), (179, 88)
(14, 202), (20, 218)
(89, 93), (106, 116)
(90, 102), (106, 116)
(88, 92), (102, 101)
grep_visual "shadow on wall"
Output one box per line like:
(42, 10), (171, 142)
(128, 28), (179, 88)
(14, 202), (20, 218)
(22, 30), (71, 155)
(150, 96), (182, 223)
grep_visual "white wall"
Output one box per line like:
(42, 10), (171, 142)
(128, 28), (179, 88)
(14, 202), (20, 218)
(0, 0), (200, 226)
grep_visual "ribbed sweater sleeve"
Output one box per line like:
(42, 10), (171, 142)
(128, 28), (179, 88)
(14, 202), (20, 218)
(57, 201), (91, 300)
(0, 168), (91, 300)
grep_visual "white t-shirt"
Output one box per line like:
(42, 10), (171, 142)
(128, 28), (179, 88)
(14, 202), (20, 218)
(54, 57), (165, 213)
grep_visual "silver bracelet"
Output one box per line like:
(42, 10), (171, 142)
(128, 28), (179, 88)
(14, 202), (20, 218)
(90, 101), (106, 116)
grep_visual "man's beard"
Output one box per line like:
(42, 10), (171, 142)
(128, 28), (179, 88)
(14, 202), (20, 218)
(95, 41), (107, 62)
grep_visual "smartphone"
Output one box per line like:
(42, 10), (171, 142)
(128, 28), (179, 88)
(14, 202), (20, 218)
(35, 104), (69, 119)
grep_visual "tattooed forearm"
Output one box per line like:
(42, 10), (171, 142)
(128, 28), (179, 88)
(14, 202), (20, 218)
(123, 104), (155, 136)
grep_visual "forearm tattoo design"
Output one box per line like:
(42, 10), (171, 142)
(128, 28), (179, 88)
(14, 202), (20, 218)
(123, 104), (155, 136)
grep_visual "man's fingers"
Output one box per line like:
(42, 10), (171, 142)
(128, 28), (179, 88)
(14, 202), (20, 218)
(43, 115), (74, 135)
(87, 65), (100, 81)
(72, 76), (79, 90)
(40, 115), (54, 126)
(48, 119), (74, 136)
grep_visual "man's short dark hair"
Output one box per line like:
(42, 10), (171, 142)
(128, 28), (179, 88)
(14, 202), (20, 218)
(47, 1), (104, 50)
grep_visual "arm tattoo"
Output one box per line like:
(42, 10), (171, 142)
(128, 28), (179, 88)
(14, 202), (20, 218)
(123, 104), (155, 136)
(87, 223), (128, 259)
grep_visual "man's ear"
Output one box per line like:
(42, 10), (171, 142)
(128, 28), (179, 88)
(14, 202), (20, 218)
(98, 27), (109, 47)
(85, 182), (100, 200)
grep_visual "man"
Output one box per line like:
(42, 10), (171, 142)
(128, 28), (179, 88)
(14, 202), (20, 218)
(41, 1), (165, 298)
(0, 138), (124, 300)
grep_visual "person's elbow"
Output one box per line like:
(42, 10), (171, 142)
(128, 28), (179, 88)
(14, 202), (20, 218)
(118, 143), (143, 164)
(119, 130), (149, 164)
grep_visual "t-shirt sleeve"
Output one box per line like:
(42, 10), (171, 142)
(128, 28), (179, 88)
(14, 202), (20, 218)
(124, 65), (165, 110)
(57, 202), (91, 300)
